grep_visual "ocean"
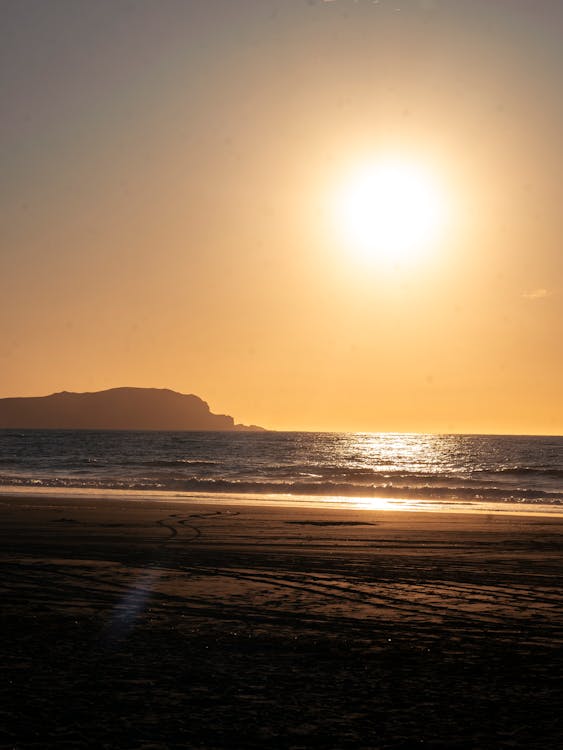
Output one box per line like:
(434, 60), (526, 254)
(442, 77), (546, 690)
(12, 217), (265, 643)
(0, 430), (561, 513)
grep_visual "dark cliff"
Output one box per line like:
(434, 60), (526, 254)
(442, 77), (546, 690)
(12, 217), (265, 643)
(0, 388), (265, 431)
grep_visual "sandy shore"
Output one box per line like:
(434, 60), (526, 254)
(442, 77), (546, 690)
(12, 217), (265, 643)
(2, 494), (563, 749)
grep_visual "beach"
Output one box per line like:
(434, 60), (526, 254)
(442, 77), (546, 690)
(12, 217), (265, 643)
(2, 493), (563, 749)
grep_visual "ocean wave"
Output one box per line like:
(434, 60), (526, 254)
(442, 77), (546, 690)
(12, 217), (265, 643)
(129, 459), (220, 468)
(491, 467), (563, 479)
(1, 474), (562, 504)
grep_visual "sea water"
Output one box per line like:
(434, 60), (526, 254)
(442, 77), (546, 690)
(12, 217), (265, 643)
(0, 430), (561, 513)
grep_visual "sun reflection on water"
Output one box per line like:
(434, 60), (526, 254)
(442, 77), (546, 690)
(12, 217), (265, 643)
(337, 432), (448, 475)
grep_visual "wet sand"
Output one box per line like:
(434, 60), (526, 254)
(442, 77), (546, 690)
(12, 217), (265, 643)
(2, 494), (563, 749)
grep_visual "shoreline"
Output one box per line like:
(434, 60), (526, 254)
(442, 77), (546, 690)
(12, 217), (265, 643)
(2, 483), (563, 518)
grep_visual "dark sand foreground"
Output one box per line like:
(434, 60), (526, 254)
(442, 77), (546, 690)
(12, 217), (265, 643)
(1, 494), (563, 749)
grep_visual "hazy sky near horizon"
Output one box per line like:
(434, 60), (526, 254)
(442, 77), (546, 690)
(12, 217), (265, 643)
(2, 0), (562, 434)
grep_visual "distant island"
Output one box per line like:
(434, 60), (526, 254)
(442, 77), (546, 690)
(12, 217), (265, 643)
(0, 387), (265, 432)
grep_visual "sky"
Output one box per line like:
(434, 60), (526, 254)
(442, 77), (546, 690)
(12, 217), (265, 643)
(1, 0), (562, 434)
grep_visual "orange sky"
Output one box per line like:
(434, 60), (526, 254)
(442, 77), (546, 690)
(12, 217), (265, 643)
(1, 1), (562, 434)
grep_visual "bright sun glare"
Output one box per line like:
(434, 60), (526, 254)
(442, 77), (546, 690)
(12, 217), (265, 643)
(334, 157), (447, 264)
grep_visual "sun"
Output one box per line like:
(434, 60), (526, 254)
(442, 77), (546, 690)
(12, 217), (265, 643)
(333, 157), (448, 264)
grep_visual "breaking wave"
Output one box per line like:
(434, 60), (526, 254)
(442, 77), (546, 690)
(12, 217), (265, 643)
(1, 473), (561, 505)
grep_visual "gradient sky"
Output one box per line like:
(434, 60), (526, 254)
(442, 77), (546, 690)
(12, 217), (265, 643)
(2, 0), (562, 434)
